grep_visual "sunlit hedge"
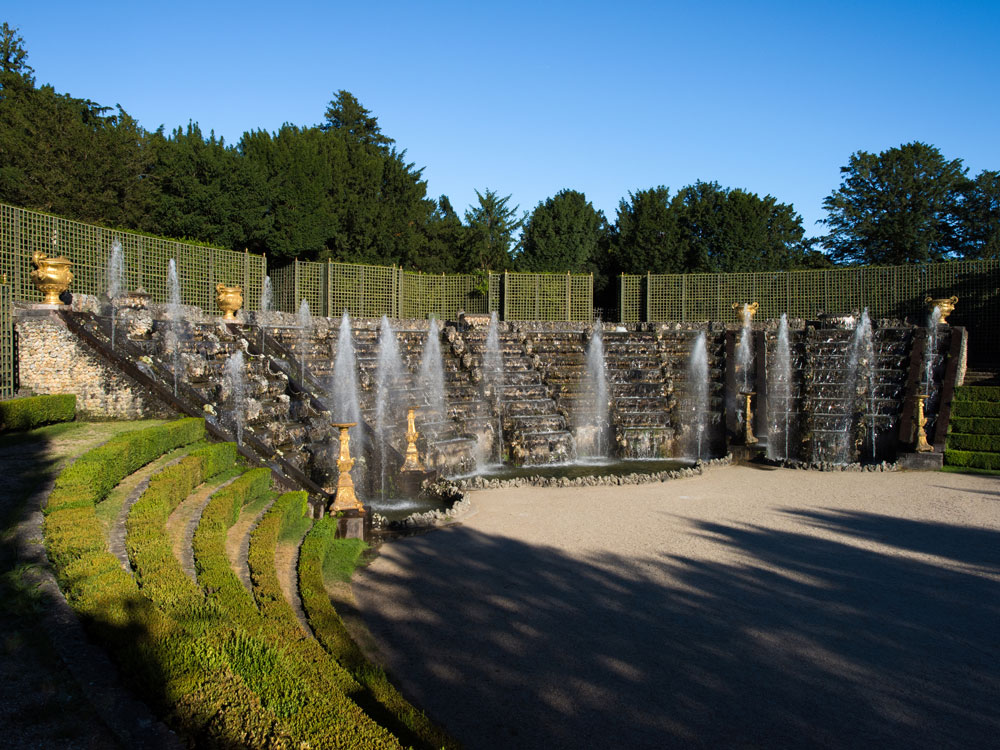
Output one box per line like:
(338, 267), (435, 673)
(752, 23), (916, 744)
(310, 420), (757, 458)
(0, 393), (76, 432)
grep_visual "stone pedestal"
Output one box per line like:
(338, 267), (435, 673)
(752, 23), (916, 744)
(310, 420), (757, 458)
(897, 451), (944, 471)
(336, 509), (367, 540)
(731, 444), (766, 465)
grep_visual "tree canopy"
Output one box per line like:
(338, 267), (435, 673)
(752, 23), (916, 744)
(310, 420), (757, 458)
(821, 142), (969, 265)
(2, 25), (998, 280)
(519, 189), (605, 274)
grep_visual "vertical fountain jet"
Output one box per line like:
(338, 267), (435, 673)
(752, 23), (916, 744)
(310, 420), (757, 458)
(767, 314), (792, 461)
(260, 275), (273, 312)
(107, 239), (125, 349)
(686, 331), (710, 460)
(419, 319), (447, 420)
(296, 300), (311, 382)
(577, 323), (609, 458)
(375, 316), (404, 499)
(166, 259), (183, 396)
(482, 311), (504, 465)
(332, 311), (363, 446)
(222, 349), (247, 446)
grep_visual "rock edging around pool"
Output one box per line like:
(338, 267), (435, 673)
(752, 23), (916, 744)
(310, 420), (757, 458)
(372, 455), (734, 531)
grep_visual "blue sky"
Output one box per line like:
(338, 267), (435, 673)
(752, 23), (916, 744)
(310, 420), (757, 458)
(6, 1), (999, 236)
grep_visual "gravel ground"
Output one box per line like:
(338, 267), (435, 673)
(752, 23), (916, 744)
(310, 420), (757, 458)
(353, 465), (1000, 750)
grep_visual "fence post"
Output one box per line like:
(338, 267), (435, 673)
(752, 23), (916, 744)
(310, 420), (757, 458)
(566, 272), (571, 321)
(682, 274), (687, 322)
(294, 259), (300, 309)
(503, 271), (509, 321)
(326, 259), (332, 317)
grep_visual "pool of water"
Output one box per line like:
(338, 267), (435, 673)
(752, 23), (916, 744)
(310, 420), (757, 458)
(368, 458), (696, 520)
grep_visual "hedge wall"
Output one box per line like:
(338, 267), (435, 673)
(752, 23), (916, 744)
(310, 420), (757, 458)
(0, 394), (76, 432)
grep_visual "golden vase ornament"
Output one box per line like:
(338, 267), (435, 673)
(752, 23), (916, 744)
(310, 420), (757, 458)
(925, 295), (958, 324)
(732, 301), (759, 321)
(30, 251), (73, 305)
(216, 284), (243, 321)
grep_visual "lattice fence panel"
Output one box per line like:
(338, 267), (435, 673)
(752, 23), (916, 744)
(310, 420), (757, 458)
(269, 264), (296, 314)
(0, 280), (12, 399)
(400, 272), (485, 319)
(0, 203), (266, 312)
(500, 272), (593, 321)
(619, 274), (642, 323)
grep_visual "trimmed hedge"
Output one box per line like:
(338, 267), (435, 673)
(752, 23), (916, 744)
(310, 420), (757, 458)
(951, 400), (1000, 419)
(943, 450), (1000, 470)
(44, 421), (298, 747)
(0, 393), (75, 432)
(947, 417), (1000, 436)
(945, 433), (1000, 453)
(48, 418), (205, 513)
(954, 385), (1000, 402)
(298, 518), (459, 750)
(193, 475), (402, 747)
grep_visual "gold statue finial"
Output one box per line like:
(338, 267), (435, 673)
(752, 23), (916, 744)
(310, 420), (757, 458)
(401, 407), (425, 471)
(330, 423), (364, 513)
(741, 391), (758, 445)
(915, 395), (932, 452)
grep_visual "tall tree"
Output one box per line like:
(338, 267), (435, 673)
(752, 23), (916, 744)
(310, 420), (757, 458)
(464, 189), (524, 272)
(411, 195), (467, 273)
(671, 181), (808, 272)
(519, 189), (605, 273)
(821, 142), (968, 265)
(957, 170), (1000, 259)
(610, 187), (681, 274)
(323, 90), (394, 149)
(0, 22), (33, 83)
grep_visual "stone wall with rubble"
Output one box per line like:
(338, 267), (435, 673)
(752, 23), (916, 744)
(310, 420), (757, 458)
(14, 308), (173, 419)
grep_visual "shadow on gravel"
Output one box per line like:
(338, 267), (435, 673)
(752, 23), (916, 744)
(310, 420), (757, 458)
(355, 515), (1000, 750)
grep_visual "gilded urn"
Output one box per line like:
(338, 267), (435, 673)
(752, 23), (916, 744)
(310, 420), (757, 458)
(216, 283), (243, 320)
(30, 251), (74, 305)
(925, 295), (958, 324)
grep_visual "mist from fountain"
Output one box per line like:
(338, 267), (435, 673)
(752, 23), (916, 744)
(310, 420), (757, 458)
(767, 314), (792, 461)
(419, 319), (447, 419)
(107, 239), (125, 349)
(375, 316), (404, 499)
(261, 275), (272, 312)
(834, 308), (873, 463)
(921, 304), (942, 443)
(482, 311), (504, 466)
(578, 323), (609, 458)
(296, 299), (311, 382)
(332, 311), (363, 446)
(222, 349), (247, 446)
(686, 331), (709, 460)
(166, 259), (183, 396)
(735, 305), (754, 394)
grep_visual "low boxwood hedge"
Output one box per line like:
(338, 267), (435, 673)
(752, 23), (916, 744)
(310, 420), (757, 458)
(943, 450), (1000, 470)
(954, 385), (1000, 402)
(0, 393), (76, 432)
(298, 518), (458, 750)
(945, 433), (1000, 453)
(947, 417), (1000, 436)
(951, 400), (1000, 419)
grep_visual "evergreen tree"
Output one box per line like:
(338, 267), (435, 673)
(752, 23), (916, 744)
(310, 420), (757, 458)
(671, 181), (808, 272)
(821, 142), (968, 264)
(957, 170), (1000, 259)
(610, 187), (681, 274)
(323, 90), (394, 149)
(519, 189), (605, 273)
(463, 189), (524, 272)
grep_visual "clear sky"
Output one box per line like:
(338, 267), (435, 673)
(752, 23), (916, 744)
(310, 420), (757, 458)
(6, 1), (999, 237)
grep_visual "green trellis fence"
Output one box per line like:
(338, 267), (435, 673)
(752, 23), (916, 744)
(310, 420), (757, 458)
(619, 262), (1000, 363)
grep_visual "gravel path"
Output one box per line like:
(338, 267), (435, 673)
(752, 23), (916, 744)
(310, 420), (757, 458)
(353, 466), (1000, 750)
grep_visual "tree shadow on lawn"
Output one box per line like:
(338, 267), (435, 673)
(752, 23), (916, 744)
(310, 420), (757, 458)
(355, 515), (1000, 750)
